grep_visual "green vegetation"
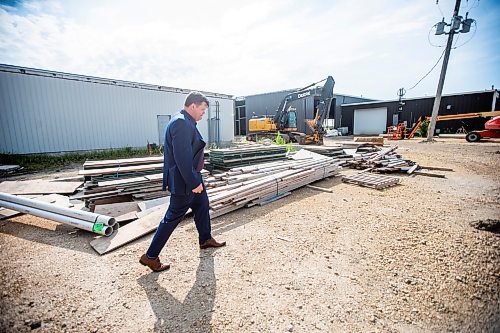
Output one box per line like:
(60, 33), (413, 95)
(273, 131), (287, 145)
(273, 131), (295, 153)
(416, 119), (430, 137)
(0, 147), (155, 173)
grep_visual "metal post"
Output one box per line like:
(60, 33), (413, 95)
(427, 0), (461, 141)
(491, 89), (498, 112)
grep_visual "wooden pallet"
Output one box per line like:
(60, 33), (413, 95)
(342, 172), (400, 190)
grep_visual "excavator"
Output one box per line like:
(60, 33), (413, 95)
(246, 76), (335, 145)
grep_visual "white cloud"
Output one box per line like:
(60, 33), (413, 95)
(0, 0), (498, 100)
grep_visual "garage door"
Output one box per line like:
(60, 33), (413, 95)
(353, 107), (387, 135)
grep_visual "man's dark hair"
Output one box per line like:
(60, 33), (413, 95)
(184, 91), (209, 107)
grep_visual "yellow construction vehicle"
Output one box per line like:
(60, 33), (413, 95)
(247, 76), (335, 145)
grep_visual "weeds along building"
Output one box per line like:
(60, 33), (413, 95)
(0, 64), (234, 154)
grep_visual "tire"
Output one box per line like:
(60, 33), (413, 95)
(466, 132), (481, 142)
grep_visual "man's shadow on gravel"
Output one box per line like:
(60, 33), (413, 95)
(137, 251), (216, 333)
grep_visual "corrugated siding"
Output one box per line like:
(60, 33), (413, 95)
(0, 70), (234, 154)
(340, 91), (497, 134)
(333, 95), (375, 128)
(245, 89), (315, 133)
(245, 90), (371, 133)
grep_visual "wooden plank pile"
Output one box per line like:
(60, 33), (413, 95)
(75, 157), (166, 207)
(343, 145), (417, 172)
(209, 144), (288, 169)
(341, 143), (451, 190)
(342, 173), (400, 190)
(90, 150), (341, 254)
(295, 145), (351, 159)
(205, 150), (341, 218)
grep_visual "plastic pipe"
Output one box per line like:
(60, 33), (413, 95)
(0, 199), (113, 236)
(0, 192), (115, 227)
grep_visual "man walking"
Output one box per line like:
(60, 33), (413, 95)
(140, 92), (226, 272)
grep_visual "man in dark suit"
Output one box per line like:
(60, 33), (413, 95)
(140, 92), (226, 272)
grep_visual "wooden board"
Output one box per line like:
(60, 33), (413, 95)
(306, 184), (333, 193)
(93, 201), (139, 217)
(136, 203), (169, 218)
(83, 156), (163, 169)
(137, 196), (170, 211)
(0, 180), (83, 195)
(115, 211), (139, 223)
(342, 173), (400, 190)
(78, 163), (163, 176)
(90, 197), (170, 255)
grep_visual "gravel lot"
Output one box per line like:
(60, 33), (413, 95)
(1, 138), (499, 333)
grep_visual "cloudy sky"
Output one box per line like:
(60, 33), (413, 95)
(0, 0), (498, 100)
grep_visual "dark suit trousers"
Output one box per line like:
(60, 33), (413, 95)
(146, 185), (212, 259)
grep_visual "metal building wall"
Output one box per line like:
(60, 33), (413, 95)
(244, 89), (371, 133)
(245, 89), (315, 134)
(0, 65), (234, 154)
(340, 90), (498, 135)
(333, 95), (375, 128)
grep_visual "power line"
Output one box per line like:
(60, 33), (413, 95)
(436, 0), (445, 18)
(468, 0), (480, 10)
(406, 48), (446, 90)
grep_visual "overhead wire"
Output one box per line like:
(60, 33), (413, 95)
(406, 48), (446, 91)
(428, 23), (446, 48)
(436, 0), (445, 18)
(452, 20), (477, 48)
(405, 1), (479, 92)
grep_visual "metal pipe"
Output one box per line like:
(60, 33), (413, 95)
(216, 101), (220, 146)
(0, 199), (113, 236)
(0, 192), (115, 226)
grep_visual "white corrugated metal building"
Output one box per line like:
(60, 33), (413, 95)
(0, 64), (234, 154)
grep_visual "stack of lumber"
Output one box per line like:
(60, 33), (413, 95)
(295, 145), (351, 158)
(209, 144), (287, 169)
(342, 173), (400, 190)
(343, 145), (417, 172)
(75, 157), (165, 206)
(341, 144), (450, 190)
(205, 150), (341, 218)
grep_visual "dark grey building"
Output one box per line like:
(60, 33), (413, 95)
(235, 89), (373, 135)
(339, 89), (499, 135)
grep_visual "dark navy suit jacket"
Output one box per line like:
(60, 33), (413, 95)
(162, 110), (206, 195)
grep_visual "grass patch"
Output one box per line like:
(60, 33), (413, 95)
(0, 147), (158, 173)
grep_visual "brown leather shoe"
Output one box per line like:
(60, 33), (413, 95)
(139, 254), (170, 272)
(200, 237), (226, 249)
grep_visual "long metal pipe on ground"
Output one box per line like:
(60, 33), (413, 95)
(0, 192), (115, 226)
(0, 199), (114, 236)
(0, 193), (116, 237)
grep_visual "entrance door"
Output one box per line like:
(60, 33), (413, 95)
(157, 115), (171, 145)
(353, 107), (387, 135)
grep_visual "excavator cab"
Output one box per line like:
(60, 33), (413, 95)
(283, 106), (297, 130)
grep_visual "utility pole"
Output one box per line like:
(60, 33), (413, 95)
(427, 0), (461, 141)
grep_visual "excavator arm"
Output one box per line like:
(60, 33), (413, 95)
(305, 76), (335, 135)
(273, 76), (335, 131)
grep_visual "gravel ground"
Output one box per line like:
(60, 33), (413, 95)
(0, 138), (499, 333)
